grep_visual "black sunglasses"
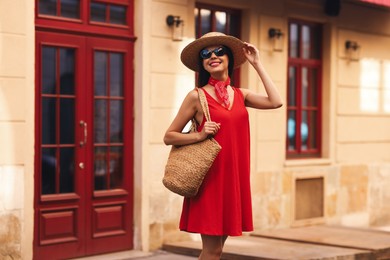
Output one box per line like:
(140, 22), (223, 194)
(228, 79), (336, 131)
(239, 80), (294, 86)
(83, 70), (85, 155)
(200, 46), (227, 59)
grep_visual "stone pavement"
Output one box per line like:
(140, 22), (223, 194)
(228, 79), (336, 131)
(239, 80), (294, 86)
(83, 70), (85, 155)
(130, 250), (196, 259)
(73, 250), (196, 260)
(162, 225), (390, 259)
(74, 225), (390, 260)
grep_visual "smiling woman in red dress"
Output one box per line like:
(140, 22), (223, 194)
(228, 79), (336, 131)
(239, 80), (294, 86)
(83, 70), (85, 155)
(164, 32), (283, 260)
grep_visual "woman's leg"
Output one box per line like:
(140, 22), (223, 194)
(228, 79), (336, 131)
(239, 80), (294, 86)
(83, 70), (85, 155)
(199, 235), (228, 260)
(221, 235), (228, 248)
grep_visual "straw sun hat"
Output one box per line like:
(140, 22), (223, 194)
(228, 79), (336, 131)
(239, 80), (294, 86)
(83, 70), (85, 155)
(180, 32), (247, 72)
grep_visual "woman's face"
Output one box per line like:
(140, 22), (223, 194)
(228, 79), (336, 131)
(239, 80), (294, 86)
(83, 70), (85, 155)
(200, 45), (229, 74)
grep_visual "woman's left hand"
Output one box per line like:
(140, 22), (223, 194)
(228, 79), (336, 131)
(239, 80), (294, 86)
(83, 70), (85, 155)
(243, 42), (260, 65)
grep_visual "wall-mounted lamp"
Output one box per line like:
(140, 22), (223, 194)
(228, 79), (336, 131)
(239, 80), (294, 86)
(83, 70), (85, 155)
(345, 40), (360, 61)
(268, 28), (283, 39)
(345, 40), (360, 51)
(166, 15), (184, 41)
(268, 28), (284, 51)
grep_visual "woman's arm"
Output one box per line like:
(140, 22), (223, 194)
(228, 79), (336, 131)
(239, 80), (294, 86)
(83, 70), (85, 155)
(241, 42), (283, 109)
(163, 90), (221, 146)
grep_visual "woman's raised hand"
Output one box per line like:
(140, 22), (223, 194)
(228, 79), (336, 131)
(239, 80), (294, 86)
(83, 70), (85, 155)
(243, 42), (260, 65)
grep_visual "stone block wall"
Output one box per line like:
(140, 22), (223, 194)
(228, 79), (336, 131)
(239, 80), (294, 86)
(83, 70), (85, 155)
(0, 0), (34, 258)
(0, 213), (21, 260)
(0, 167), (24, 259)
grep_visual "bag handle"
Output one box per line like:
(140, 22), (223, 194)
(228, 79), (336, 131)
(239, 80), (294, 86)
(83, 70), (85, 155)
(196, 88), (212, 122)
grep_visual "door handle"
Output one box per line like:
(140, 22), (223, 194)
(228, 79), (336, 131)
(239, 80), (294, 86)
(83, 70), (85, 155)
(79, 162), (85, 169)
(79, 120), (87, 147)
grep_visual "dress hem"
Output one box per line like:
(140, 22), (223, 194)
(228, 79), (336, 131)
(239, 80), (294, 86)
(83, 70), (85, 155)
(179, 228), (254, 237)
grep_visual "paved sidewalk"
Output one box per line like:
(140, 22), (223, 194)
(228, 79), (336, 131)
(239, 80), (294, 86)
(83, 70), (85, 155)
(163, 225), (390, 259)
(74, 225), (390, 260)
(72, 250), (197, 260)
(130, 250), (196, 259)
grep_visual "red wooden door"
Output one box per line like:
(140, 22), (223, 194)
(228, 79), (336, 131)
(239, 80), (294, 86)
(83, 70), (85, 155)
(34, 32), (134, 259)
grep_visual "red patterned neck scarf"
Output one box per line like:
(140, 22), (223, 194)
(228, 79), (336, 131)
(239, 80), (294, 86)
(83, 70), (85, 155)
(208, 76), (231, 108)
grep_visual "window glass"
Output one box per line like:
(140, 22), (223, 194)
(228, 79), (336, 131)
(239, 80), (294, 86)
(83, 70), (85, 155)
(39, 0), (57, 16)
(309, 68), (318, 106)
(110, 147), (123, 188)
(41, 46), (76, 195)
(110, 5), (126, 25)
(302, 67), (308, 107)
(59, 147), (75, 193)
(91, 2), (107, 22)
(200, 9), (211, 36)
(215, 11), (227, 33)
(287, 111), (296, 151)
(302, 25), (311, 59)
(42, 98), (56, 145)
(38, 0), (80, 18)
(60, 99), (75, 144)
(61, 0), (80, 18)
(93, 50), (125, 190)
(301, 111), (308, 150)
(60, 48), (75, 95)
(110, 100), (123, 143)
(90, 2), (127, 25)
(94, 147), (108, 190)
(94, 100), (107, 143)
(288, 66), (297, 106)
(41, 148), (57, 194)
(309, 111), (318, 149)
(289, 23), (299, 58)
(94, 51), (107, 96)
(42, 47), (56, 94)
(110, 53), (123, 97)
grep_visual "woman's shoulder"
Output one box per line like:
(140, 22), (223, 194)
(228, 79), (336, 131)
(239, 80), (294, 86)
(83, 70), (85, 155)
(234, 87), (249, 99)
(186, 88), (199, 100)
(181, 88), (200, 107)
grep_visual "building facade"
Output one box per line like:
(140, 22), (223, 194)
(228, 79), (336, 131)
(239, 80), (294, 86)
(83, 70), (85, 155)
(0, 0), (389, 259)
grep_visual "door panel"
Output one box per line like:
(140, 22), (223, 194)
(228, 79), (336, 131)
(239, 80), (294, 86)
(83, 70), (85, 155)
(85, 37), (133, 253)
(34, 32), (133, 259)
(39, 206), (78, 245)
(35, 32), (87, 259)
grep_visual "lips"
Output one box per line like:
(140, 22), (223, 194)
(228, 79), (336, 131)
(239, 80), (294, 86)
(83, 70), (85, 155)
(209, 60), (222, 67)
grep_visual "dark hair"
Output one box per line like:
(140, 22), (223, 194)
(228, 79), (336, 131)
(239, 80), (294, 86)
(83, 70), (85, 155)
(197, 45), (235, 87)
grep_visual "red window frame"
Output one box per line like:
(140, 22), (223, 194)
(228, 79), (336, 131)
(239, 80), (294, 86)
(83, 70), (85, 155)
(286, 20), (322, 159)
(194, 3), (242, 87)
(35, 0), (135, 41)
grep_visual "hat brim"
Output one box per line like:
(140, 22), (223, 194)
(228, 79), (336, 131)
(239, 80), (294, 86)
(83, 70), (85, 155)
(180, 35), (247, 72)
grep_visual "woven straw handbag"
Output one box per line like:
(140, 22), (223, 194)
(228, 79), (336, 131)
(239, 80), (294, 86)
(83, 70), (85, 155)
(163, 88), (222, 197)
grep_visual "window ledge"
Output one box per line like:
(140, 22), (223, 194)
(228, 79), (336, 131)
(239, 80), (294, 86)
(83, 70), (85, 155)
(284, 158), (332, 167)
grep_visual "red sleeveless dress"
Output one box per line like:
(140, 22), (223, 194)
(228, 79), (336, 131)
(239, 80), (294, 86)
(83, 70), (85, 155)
(179, 87), (253, 236)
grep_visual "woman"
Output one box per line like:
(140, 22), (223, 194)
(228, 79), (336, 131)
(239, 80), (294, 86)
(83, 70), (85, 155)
(163, 32), (283, 260)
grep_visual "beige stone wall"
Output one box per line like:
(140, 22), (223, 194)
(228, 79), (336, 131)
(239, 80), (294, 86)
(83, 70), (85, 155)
(331, 2), (390, 227)
(336, 28), (390, 162)
(0, 0), (34, 259)
(143, 0), (198, 250)
(147, 0), (390, 249)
